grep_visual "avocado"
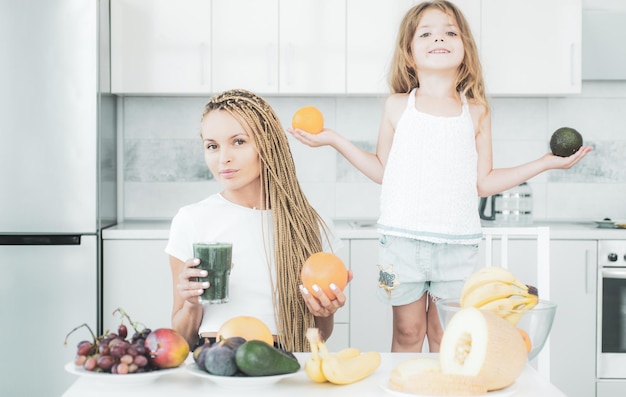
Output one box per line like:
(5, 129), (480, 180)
(234, 340), (300, 376)
(550, 127), (583, 157)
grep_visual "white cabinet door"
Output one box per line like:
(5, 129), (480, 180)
(346, 0), (415, 94)
(212, 0), (278, 93)
(344, 0), (479, 94)
(349, 239), (393, 351)
(548, 240), (596, 397)
(323, 239), (351, 352)
(110, 0), (211, 94)
(279, 0), (346, 94)
(481, 0), (581, 95)
(103, 240), (173, 332)
(213, 0), (344, 94)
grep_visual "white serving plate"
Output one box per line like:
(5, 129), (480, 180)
(185, 362), (298, 389)
(64, 362), (182, 386)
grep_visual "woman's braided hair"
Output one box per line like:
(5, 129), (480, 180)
(201, 89), (330, 351)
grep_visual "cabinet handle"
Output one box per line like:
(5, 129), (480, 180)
(266, 43), (276, 87)
(570, 43), (576, 87)
(285, 43), (294, 86)
(200, 42), (209, 87)
(585, 249), (595, 294)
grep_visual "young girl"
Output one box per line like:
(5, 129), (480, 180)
(289, 0), (591, 353)
(166, 89), (349, 352)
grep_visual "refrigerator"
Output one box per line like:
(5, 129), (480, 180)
(0, 1), (116, 396)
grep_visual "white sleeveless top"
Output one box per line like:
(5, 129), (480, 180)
(377, 88), (482, 245)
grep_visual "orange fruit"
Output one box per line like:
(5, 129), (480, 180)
(517, 328), (532, 353)
(216, 316), (274, 345)
(292, 106), (324, 134)
(301, 252), (348, 300)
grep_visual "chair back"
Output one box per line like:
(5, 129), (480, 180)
(481, 226), (551, 379)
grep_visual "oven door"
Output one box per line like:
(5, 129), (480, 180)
(597, 266), (626, 379)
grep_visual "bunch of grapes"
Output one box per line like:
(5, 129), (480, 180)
(65, 308), (158, 374)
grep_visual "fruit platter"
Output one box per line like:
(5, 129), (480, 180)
(64, 308), (189, 384)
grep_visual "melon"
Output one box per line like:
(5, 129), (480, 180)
(439, 307), (527, 391)
(389, 357), (488, 396)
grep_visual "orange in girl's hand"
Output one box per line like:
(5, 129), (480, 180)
(517, 328), (532, 353)
(301, 252), (348, 300)
(292, 106), (324, 134)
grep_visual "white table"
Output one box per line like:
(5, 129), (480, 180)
(62, 353), (567, 396)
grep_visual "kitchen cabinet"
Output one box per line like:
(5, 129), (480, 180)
(345, 0), (480, 94)
(212, 0), (345, 94)
(481, 0), (581, 95)
(345, 0), (413, 94)
(102, 237), (350, 351)
(278, 0), (346, 94)
(327, 240), (350, 352)
(110, 0), (211, 94)
(211, 0), (278, 93)
(548, 240), (596, 397)
(349, 238), (394, 352)
(103, 239), (173, 332)
(110, 0), (580, 95)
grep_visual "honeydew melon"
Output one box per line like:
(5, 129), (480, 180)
(439, 307), (527, 391)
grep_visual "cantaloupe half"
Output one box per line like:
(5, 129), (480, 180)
(439, 307), (527, 391)
(389, 357), (488, 395)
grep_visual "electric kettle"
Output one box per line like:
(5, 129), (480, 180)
(479, 182), (533, 225)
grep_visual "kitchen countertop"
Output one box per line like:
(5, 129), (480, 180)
(103, 219), (626, 240)
(62, 353), (566, 397)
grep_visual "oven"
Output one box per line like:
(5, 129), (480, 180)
(597, 240), (626, 396)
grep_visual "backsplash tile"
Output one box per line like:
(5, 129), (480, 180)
(124, 138), (211, 182)
(549, 140), (626, 183)
(119, 81), (626, 221)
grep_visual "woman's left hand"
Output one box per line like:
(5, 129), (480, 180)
(299, 270), (354, 317)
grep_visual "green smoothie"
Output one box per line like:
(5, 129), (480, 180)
(193, 242), (233, 304)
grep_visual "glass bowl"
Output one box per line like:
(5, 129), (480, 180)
(436, 298), (557, 361)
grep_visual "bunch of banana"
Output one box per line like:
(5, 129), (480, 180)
(460, 266), (538, 326)
(305, 328), (381, 385)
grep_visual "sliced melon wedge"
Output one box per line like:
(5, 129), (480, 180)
(389, 357), (488, 395)
(439, 307), (527, 391)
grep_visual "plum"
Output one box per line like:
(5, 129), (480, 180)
(204, 344), (238, 376)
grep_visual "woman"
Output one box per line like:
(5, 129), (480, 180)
(165, 89), (350, 352)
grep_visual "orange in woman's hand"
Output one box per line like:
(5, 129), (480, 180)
(301, 252), (348, 300)
(292, 106), (324, 134)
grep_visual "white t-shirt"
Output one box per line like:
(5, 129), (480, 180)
(165, 193), (342, 335)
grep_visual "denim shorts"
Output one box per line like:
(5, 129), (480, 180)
(376, 234), (478, 306)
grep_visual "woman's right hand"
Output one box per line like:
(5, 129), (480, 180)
(177, 258), (209, 305)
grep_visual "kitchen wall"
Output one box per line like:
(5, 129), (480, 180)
(119, 80), (626, 223)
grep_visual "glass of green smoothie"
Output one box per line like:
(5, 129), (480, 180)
(193, 242), (233, 304)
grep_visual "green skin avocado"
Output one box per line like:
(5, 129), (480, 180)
(550, 127), (583, 157)
(234, 340), (300, 376)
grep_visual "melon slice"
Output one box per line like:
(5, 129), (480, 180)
(389, 357), (488, 396)
(439, 307), (527, 391)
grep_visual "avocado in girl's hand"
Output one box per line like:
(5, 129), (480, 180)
(550, 127), (583, 157)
